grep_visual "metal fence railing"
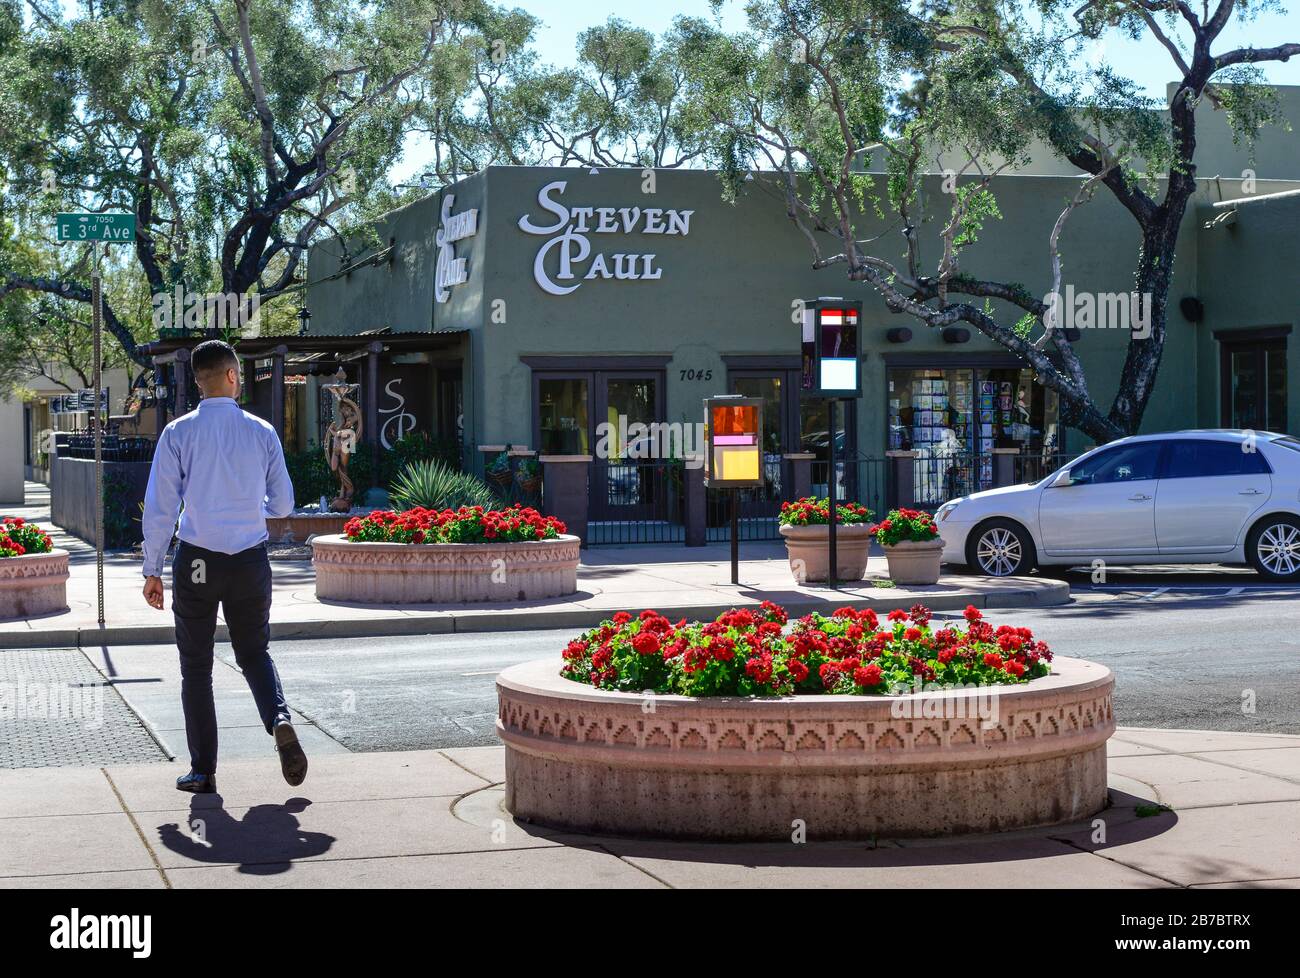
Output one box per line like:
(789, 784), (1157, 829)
(705, 453), (786, 542)
(59, 432), (156, 463)
(1014, 451), (1077, 486)
(811, 455), (890, 520)
(579, 449), (1070, 544)
(586, 458), (687, 545)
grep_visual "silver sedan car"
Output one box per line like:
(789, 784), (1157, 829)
(936, 430), (1300, 580)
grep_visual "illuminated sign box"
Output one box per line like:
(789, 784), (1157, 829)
(800, 298), (862, 398)
(704, 396), (764, 489)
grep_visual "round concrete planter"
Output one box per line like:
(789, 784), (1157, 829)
(498, 655), (1114, 840)
(0, 549), (70, 620)
(882, 537), (945, 585)
(778, 523), (872, 583)
(311, 533), (581, 604)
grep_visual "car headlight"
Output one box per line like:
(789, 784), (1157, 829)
(935, 501), (959, 522)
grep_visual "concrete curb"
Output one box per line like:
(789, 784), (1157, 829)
(0, 579), (1068, 649)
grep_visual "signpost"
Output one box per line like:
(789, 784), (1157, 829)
(799, 298), (863, 590)
(703, 396), (764, 585)
(55, 213), (136, 627)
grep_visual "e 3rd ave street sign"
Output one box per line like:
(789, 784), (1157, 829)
(55, 212), (136, 242)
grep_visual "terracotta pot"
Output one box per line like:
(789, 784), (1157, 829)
(498, 655), (1115, 840)
(778, 523), (872, 583)
(0, 548), (70, 620)
(882, 537), (945, 585)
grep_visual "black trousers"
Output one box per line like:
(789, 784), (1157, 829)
(171, 541), (289, 775)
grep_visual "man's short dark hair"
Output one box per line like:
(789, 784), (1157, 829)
(191, 340), (239, 385)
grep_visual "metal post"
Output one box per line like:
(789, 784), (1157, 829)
(730, 488), (739, 585)
(827, 398), (838, 591)
(92, 242), (105, 627)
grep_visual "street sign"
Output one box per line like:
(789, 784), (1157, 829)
(55, 213), (136, 243)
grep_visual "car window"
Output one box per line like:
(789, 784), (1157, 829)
(1271, 436), (1300, 455)
(1164, 439), (1271, 478)
(1069, 443), (1162, 485)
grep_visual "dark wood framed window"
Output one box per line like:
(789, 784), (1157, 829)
(1217, 327), (1289, 432)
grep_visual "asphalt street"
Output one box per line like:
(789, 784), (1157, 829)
(226, 577), (1300, 751)
(6, 573), (1299, 765)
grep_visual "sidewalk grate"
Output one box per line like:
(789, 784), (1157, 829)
(0, 648), (169, 768)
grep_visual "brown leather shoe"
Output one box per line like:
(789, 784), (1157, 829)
(273, 721), (308, 787)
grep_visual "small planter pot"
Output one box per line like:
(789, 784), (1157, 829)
(0, 549), (70, 620)
(881, 538), (945, 585)
(312, 533), (581, 604)
(778, 523), (872, 584)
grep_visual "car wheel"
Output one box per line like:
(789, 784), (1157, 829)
(1247, 516), (1300, 581)
(966, 519), (1037, 577)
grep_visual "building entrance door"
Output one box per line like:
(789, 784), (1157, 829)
(1221, 333), (1287, 432)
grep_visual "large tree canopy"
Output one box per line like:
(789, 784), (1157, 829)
(677, 0), (1298, 442)
(0, 0), (486, 372)
(0, 2), (707, 387)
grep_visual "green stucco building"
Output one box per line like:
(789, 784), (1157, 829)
(303, 85), (1300, 534)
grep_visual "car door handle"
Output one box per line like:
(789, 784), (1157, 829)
(1239, 489), (1263, 495)
(1128, 493), (1152, 501)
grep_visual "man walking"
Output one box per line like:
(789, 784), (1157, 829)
(142, 339), (307, 793)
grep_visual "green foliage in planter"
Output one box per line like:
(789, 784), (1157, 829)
(102, 470), (143, 548)
(377, 431), (462, 486)
(285, 434), (465, 509)
(390, 459), (496, 511)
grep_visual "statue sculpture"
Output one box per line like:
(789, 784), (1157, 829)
(322, 369), (363, 513)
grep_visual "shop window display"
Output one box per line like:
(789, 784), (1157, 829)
(888, 367), (1058, 505)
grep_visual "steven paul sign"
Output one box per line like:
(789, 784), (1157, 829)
(517, 180), (694, 296)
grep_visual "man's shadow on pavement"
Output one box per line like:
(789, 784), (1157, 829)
(157, 795), (336, 875)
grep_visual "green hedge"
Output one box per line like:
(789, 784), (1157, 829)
(284, 432), (463, 508)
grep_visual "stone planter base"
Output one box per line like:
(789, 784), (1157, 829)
(311, 533), (581, 603)
(498, 656), (1114, 840)
(882, 538), (945, 585)
(0, 549), (70, 620)
(778, 523), (872, 583)
(266, 514), (353, 544)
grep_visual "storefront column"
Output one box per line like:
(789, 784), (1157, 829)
(886, 450), (917, 509)
(153, 362), (169, 433)
(993, 447), (1019, 488)
(540, 455), (591, 546)
(685, 454), (706, 547)
(240, 355), (255, 407)
(173, 349), (191, 415)
(269, 344), (288, 443)
(784, 452), (814, 501)
(365, 340), (382, 473)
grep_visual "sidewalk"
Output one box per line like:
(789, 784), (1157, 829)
(1, 484), (1067, 648)
(2, 727), (1298, 888)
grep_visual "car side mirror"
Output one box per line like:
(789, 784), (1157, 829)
(1050, 469), (1074, 488)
